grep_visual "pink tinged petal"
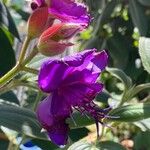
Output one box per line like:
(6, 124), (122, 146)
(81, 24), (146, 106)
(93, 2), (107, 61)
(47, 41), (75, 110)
(58, 23), (81, 39)
(48, 121), (69, 146)
(38, 23), (64, 42)
(38, 39), (73, 56)
(27, 7), (49, 38)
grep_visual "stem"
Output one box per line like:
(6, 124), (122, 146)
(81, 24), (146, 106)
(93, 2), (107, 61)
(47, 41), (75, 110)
(0, 64), (20, 87)
(22, 48), (38, 66)
(22, 66), (38, 75)
(18, 36), (31, 63)
(15, 134), (26, 150)
(0, 48), (38, 88)
(0, 80), (38, 95)
(32, 91), (43, 111)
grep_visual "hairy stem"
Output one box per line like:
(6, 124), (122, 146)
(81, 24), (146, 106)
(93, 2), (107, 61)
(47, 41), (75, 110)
(22, 66), (39, 75)
(18, 36), (31, 63)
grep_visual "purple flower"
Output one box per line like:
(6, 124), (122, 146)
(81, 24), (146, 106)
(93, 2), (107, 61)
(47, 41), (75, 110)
(31, 0), (90, 28)
(36, 49), (109, 146)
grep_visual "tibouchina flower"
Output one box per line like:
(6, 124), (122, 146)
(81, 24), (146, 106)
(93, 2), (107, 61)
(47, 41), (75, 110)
(37, 49), (109, 146)
(31, 0), (90, 28)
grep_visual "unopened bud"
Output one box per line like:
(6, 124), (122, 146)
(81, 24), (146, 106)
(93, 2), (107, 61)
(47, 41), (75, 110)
(27, 7), (49, 38)
(37, 23), (75, 56)
(58, 23), (80, 39)
(38, 39), (73, 56)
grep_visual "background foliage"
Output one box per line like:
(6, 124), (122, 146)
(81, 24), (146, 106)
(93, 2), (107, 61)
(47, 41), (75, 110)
(0, 0), (150, 149)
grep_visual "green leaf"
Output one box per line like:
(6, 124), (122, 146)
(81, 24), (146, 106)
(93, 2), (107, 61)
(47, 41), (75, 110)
(69, 128), (89, 142)
(106, 67), (132, 89)
(134, 131), (150, 150)
(0, 1), (20, 39)
(32, 139), (58, 150)
(0, 27), (16, 77)
(138, 0), (150, 6)
(134, 118), (150, 131)
(139, 37), (150, 74)
(106, 34), (130, 69)
(96, 90), (111, 104)
(0, 140), (8, 150)
(129, 0), (148, 36)
(131, 83), (150, 98)
(109, 103), (150, 122)
(94, 0), (118, 35)
(67, 111), (94, 129)
(0, 91), (20, 105)
(0, 101), (47, 140)
(0, 129), (9, 150)
(68, 140), (126, 150)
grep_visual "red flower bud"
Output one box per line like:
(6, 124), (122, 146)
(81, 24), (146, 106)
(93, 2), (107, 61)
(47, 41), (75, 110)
(58, 23), (81, 39)
(27, 7), (49, 38)
(37, 23), (74, 56)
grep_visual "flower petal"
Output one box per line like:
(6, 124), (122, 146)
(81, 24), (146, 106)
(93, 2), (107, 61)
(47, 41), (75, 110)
(48, 0), (90, 27)
(50, 91), (71, 116)
(38, 49), (95, 92)
(48, 121), (69, 146)
(36, 96), (54, 128)
(62, 49), (95, 66)
(63, 82), (103, 106)
(38, 61), (70, 92)
(91, 50), (108, 72)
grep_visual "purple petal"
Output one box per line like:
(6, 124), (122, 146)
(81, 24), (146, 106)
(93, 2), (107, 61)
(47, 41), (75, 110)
(48, 121), (69, 146)
(91, 50), (108, 71)
(50, 91), (71, 116)
(38, 61), (70, 92)
(48, 0), (91, 27)
(36, 96), (54, 128)
(63, 82), (103, 106)
(62, 49), (95, 66)
(38, 49), (95, 92)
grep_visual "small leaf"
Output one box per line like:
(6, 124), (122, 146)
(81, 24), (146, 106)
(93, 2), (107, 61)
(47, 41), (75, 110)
(0, 91), (20, 105)
(0, 101), (47, 140)
(107, 34), (130, 69)
(109, 103), (150, 122)
(32, 139), (58, 150)
(139, 37), (150, 74)
(134, 118), (150, 131)
(69, 128), (89, 142)
(138, 0), (150, 6)
(129, 0), (148, 36)
(134, 131), (150, 150)
(131, 83), (150, 98)
(0, 2), (20, 39)
(68, 140), (126, 150)
(94, 0), (119, 35)
(0, 27), (16, 77)
(106, 67), (132, 89)
(67, 111), (94, 129)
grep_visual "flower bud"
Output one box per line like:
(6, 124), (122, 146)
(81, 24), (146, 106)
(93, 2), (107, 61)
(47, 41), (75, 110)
(58, 23), (81, 39)
(27, 7), (49, 38)
(37, 23), (73, 56)
(38, 39), (73, 56)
